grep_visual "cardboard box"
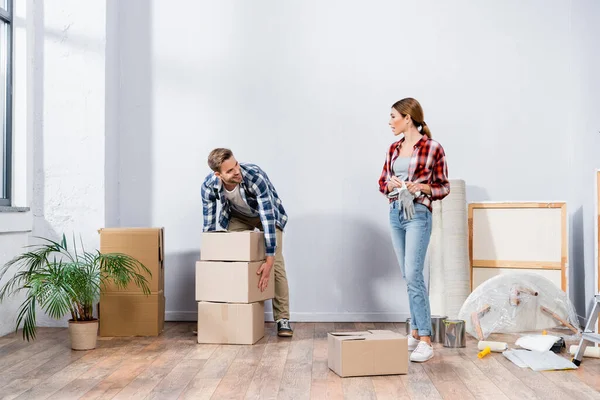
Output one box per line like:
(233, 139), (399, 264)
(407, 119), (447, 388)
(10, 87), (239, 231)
(99, 291), (165, 337)
(99, 228), (164, 293)
(200, 231), (265, 262)
(197, 301), (264, 345)
(195, 261), (274, 303)
(328, 330), (408, 377)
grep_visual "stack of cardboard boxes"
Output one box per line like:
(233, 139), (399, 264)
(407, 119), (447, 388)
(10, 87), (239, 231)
(98, 228), (166, 337)
(196, 231), (274, 344)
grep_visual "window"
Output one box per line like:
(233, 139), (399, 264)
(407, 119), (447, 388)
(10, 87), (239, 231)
(0, 0), (11, 206)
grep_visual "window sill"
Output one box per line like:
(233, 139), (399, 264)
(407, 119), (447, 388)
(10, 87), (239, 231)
(0, 207), (33, 233)
(0, 206), (30, 213)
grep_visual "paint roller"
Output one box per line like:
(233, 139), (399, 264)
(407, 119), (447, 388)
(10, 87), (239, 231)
(477, 346), (491, 359)
(477, 341), (508, 352)
(569, 345), (600, 358)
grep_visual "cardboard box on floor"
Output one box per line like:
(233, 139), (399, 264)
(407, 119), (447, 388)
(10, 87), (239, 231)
(99, 291), (165, 337)
(197, 301), (264, 345)
(200, 231), (265, 262)
(328, 330), (408, 377)
(98, 228), (164, 293)
(195, 261), (274, 303)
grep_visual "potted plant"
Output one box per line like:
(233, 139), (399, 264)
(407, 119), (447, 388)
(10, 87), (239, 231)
(0, 234), (151, 350)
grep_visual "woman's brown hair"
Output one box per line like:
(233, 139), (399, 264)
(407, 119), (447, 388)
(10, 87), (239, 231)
(392, 98), (431, 138)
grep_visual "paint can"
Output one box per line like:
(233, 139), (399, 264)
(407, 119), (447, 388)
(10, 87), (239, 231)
(405, 315), (448, 343)
(443, 319), (466, 348)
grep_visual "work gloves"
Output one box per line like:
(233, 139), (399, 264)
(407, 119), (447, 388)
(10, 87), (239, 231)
(388, 182), (421, 221)
(398, 183), (416, 220)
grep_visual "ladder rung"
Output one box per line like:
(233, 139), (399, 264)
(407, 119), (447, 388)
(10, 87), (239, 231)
(582, 332), (600, 343)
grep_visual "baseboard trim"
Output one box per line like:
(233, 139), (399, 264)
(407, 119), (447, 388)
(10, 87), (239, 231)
(165, 311), (410, 323)
(166, 311), (198, 322)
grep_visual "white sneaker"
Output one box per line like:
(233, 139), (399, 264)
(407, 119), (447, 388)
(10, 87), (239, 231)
(407, 334), (420, 351)
(410, 341), (434, 362)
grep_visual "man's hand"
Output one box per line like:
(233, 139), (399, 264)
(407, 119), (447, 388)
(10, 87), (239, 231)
(257, 256), (274, 292)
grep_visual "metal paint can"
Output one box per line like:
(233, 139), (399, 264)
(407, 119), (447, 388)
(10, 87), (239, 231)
(443, 319), (466, 348)
(405, 315), (448, 343)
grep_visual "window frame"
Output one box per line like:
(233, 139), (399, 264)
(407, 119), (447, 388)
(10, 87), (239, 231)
(0, 0), (12, 206)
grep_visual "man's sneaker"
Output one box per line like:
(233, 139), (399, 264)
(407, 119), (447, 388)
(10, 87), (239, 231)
(407, 334), (420, 351)
(410, 341), (434, 362)
(277, 319), (293, 337)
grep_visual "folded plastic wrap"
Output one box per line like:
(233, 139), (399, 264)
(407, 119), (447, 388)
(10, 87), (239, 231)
(458, 272), (580, 340)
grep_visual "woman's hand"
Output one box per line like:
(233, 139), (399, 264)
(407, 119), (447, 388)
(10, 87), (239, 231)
(406, 182), (432, 195)
(387, 176), (403, 192)
(406, 182), (421, 194)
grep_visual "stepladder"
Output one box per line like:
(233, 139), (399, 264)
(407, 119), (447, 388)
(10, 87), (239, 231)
(573, 294), (600, 366)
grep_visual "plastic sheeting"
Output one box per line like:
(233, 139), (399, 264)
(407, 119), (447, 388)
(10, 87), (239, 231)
(458, 271), (580, 340)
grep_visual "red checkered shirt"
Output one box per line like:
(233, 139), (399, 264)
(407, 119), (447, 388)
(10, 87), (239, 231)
(378, 134), (450, 211)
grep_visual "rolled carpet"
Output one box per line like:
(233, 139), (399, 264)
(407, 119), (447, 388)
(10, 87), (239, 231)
(427, 179), (470, 319)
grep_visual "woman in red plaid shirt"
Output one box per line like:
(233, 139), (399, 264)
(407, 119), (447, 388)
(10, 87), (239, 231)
(378, 98), (450, 363)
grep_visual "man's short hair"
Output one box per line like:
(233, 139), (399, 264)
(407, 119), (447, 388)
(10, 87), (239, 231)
(208, 148), (233, 172)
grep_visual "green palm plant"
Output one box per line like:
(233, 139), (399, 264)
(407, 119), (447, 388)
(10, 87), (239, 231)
(0, 234), (151, 341)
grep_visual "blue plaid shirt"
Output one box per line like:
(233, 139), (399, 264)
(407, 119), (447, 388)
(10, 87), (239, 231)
(201, 163), (288, 256)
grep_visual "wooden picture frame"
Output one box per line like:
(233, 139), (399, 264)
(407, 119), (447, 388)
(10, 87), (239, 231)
(468, 202), (568, 292)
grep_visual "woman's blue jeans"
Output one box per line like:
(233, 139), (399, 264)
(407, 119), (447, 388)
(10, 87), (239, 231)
(389, 200), (432, 337)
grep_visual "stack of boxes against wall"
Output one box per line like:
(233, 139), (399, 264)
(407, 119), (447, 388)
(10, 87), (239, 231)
(196, 231), (274, 344)
(98, 228), (166, 337)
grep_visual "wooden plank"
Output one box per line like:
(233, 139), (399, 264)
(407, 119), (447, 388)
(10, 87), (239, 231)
(472, 260), (562, 269)
(469, 202), (565, 209)
(210, 340), (267, 400)
(310, 322), (343, 400)
(145, 359), (205, 400)
(110, 347), (191, 399)
(469, 204), (474, 291)
(371, 376), (409, 400)
(540, 369), (600, 400)
(445, 354), (508, 399)
(421, 353), (475, 400)
(178, 345), (240, 400)
(458, 345), (537, 400)
(561, 203), (568, 292)
(276, 323), (314, 400)
(245, 341), (290, 400)
(341, 377), (377, 399)
(400, 361), (442, 400)
(494, 348), (571, 399)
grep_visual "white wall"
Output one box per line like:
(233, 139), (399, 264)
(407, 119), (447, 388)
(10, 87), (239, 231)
(2, 1), (598, 331)
(113, 0), (599, 322)
(569, 0), (600, 322)
(33, 0), (107, 327)
(0, 0), (108, 331)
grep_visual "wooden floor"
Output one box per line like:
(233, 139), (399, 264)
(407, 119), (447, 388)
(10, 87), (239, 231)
(0, 322), (599, 400)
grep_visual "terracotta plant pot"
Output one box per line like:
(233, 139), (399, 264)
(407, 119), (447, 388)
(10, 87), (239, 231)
(68, 319), (99, 350)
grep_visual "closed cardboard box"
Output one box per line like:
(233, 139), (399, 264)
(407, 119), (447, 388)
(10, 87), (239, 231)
(195, 261), (274, 303)
(197, 301), (264, 345)
(200, 231), (265, 262)
(99, 228), (164, 293)
(328, 330), (408, 377)
(99, 291), (165, 337)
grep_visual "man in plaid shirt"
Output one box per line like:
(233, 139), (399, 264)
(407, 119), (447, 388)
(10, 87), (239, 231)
(201, 148), (293, 337)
